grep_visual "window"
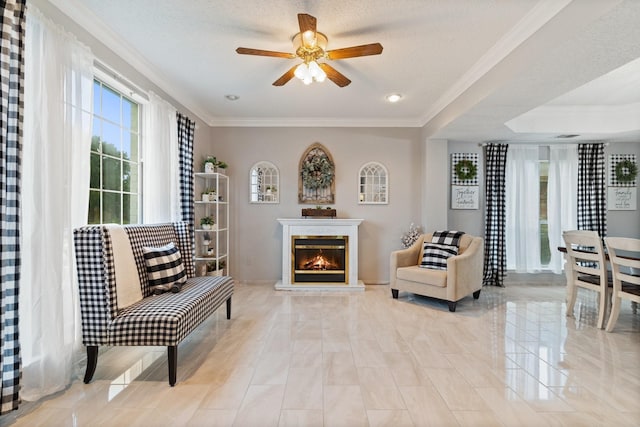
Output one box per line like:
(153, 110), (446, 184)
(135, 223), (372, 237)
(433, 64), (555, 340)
(539, 160), (550, 266)
(89, 79), (140, 224)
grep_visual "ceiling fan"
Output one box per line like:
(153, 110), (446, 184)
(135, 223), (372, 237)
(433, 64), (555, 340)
(236, 13), (383, 87)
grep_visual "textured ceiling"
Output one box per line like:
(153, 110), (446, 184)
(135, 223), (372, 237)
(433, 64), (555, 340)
(51, 0), (640, 143)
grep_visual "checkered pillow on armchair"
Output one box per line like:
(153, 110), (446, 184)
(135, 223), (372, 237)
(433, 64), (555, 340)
(420, 242), (459, 270)
(143, 242), (187, 294)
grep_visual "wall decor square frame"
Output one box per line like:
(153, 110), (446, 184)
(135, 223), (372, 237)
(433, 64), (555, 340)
(299, 142), (335, 204)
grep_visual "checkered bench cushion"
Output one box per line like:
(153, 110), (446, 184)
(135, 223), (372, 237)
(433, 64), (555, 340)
(109, 275), (233, 346)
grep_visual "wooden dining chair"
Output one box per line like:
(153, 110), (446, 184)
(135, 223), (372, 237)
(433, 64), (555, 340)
(604, 237), (640, 332)
(562, 230), (610, 329)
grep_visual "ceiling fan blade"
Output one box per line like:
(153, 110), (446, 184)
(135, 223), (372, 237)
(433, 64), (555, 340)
(298, 13), (317, 34)
(236, 47), (295, 59)
(318, 63), (351, 87)
(273, 65), (298, 86)
(326, 43), (383, 60)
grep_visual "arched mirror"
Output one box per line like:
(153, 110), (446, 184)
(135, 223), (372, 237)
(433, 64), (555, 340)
(358, 161), (388, 204)
(250, 161), (279, 203)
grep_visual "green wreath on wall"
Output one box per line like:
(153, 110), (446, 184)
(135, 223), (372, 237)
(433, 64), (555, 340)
(454, 159), (478, 181)
(615, 159), (638, 183)
(301, 152), (335, 190)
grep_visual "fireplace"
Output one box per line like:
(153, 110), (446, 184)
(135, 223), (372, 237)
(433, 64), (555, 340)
(276, 218), (364, 291)
(292, 236), (348, 283)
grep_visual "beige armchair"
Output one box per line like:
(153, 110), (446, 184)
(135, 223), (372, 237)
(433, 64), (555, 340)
(390, 233), (484, 312)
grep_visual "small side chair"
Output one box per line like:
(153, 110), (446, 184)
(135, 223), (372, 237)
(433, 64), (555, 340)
(604, 237), (640, 332)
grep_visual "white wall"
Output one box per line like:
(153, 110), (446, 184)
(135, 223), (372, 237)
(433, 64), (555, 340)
(208, 127), (423, 284)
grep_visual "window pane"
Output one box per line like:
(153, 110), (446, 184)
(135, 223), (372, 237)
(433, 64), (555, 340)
(90, 152), (101, 189)
(102, 157), (121, 191)
(103, 192), (121, 223)
(88, 190), (101, 224)
(122, 131), (137, 160)
(101, 85), (121, 123)
(123, 194), (137, 224)
(102, 122), (121, 156)
(93, 80), (101, 117)
(123, 160), (137, 192)
(122, 99), (138, 130)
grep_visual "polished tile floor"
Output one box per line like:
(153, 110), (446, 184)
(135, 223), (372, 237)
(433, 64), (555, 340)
(3, 277), (640, 426)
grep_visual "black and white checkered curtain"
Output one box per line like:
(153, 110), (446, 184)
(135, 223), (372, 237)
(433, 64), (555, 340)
(577, 143), (606, 238)
(483, 143), (508, 287)
(1, 0), (25, 415)
(176, 112), (195, 268)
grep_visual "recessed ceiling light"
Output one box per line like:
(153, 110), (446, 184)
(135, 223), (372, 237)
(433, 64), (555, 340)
(385, 93), (402, 103)
(225, 94), (239, 101)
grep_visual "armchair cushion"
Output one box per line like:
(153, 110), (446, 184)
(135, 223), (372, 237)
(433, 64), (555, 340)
(420, 242), (458, 270)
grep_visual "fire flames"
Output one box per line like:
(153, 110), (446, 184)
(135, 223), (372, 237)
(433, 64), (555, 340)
(302, 251), (337, 270)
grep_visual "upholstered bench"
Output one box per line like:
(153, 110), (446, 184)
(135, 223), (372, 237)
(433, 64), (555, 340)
(74, 222), (233, 386)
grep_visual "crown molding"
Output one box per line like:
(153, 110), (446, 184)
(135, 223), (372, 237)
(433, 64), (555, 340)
(206, 117), (424, 128)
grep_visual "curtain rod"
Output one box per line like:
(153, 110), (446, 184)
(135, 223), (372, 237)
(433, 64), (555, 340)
(478, 142), (609, 146)
(93, 60), (149, 102)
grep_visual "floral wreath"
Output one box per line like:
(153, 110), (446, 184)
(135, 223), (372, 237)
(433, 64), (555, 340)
(615, 159), (638, 183)
(454, 159), (477, 181)
(301, 152), (334, 190)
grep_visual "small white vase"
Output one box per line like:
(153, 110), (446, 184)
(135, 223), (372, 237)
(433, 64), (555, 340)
(202, 194), (210, 202)
(204, 162), (215, 173)
(202, 224), (212, 230)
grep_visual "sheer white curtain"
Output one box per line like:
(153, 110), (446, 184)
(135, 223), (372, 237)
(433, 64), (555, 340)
(506, 145), (541, 272)
(143, 91), (179, 223)
(20, 7), (94, 400)
(547, 145), (578, 273)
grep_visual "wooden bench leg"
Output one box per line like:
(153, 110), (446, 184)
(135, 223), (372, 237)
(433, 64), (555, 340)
(473, 290), (481, 299)
(448, 301), (457, 312)
(391, 289), (399, 299)
(168, 346), (177, 387)
(226, 297), (232, 320)
(84, 346), (98, 384)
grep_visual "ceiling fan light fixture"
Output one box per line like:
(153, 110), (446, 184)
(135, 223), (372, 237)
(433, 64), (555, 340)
(294, 63), (308, 79)
(294, 60), (326, 84)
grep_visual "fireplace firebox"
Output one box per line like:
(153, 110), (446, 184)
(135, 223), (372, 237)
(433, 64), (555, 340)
(276, 218), (363, 291)
(292, 236), (348, 283)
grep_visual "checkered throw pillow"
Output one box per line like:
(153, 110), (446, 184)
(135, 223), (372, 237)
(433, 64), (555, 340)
(420, 242), (459, 270)
(143, 242), (187, 294)
(431, 230), (465, 247)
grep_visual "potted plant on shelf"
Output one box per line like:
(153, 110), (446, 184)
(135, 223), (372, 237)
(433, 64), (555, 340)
(202, 156), (228, 174)
(203, 156), (217, 173)
(200, 216), (215, 230)
(206, 260), (226, 277)
(201, 188), (212, 202)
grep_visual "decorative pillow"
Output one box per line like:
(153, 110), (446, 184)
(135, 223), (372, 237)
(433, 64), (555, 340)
(431, 230), (465, 247)
(143, 242), (187, 294)
(420, 242), (459, 270)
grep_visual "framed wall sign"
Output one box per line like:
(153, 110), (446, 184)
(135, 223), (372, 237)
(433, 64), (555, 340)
(451, 153), (479, 209)
(608, 154), (637, 211)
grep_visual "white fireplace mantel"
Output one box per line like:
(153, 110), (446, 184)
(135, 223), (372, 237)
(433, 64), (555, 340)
(275, 218), (365, 291)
